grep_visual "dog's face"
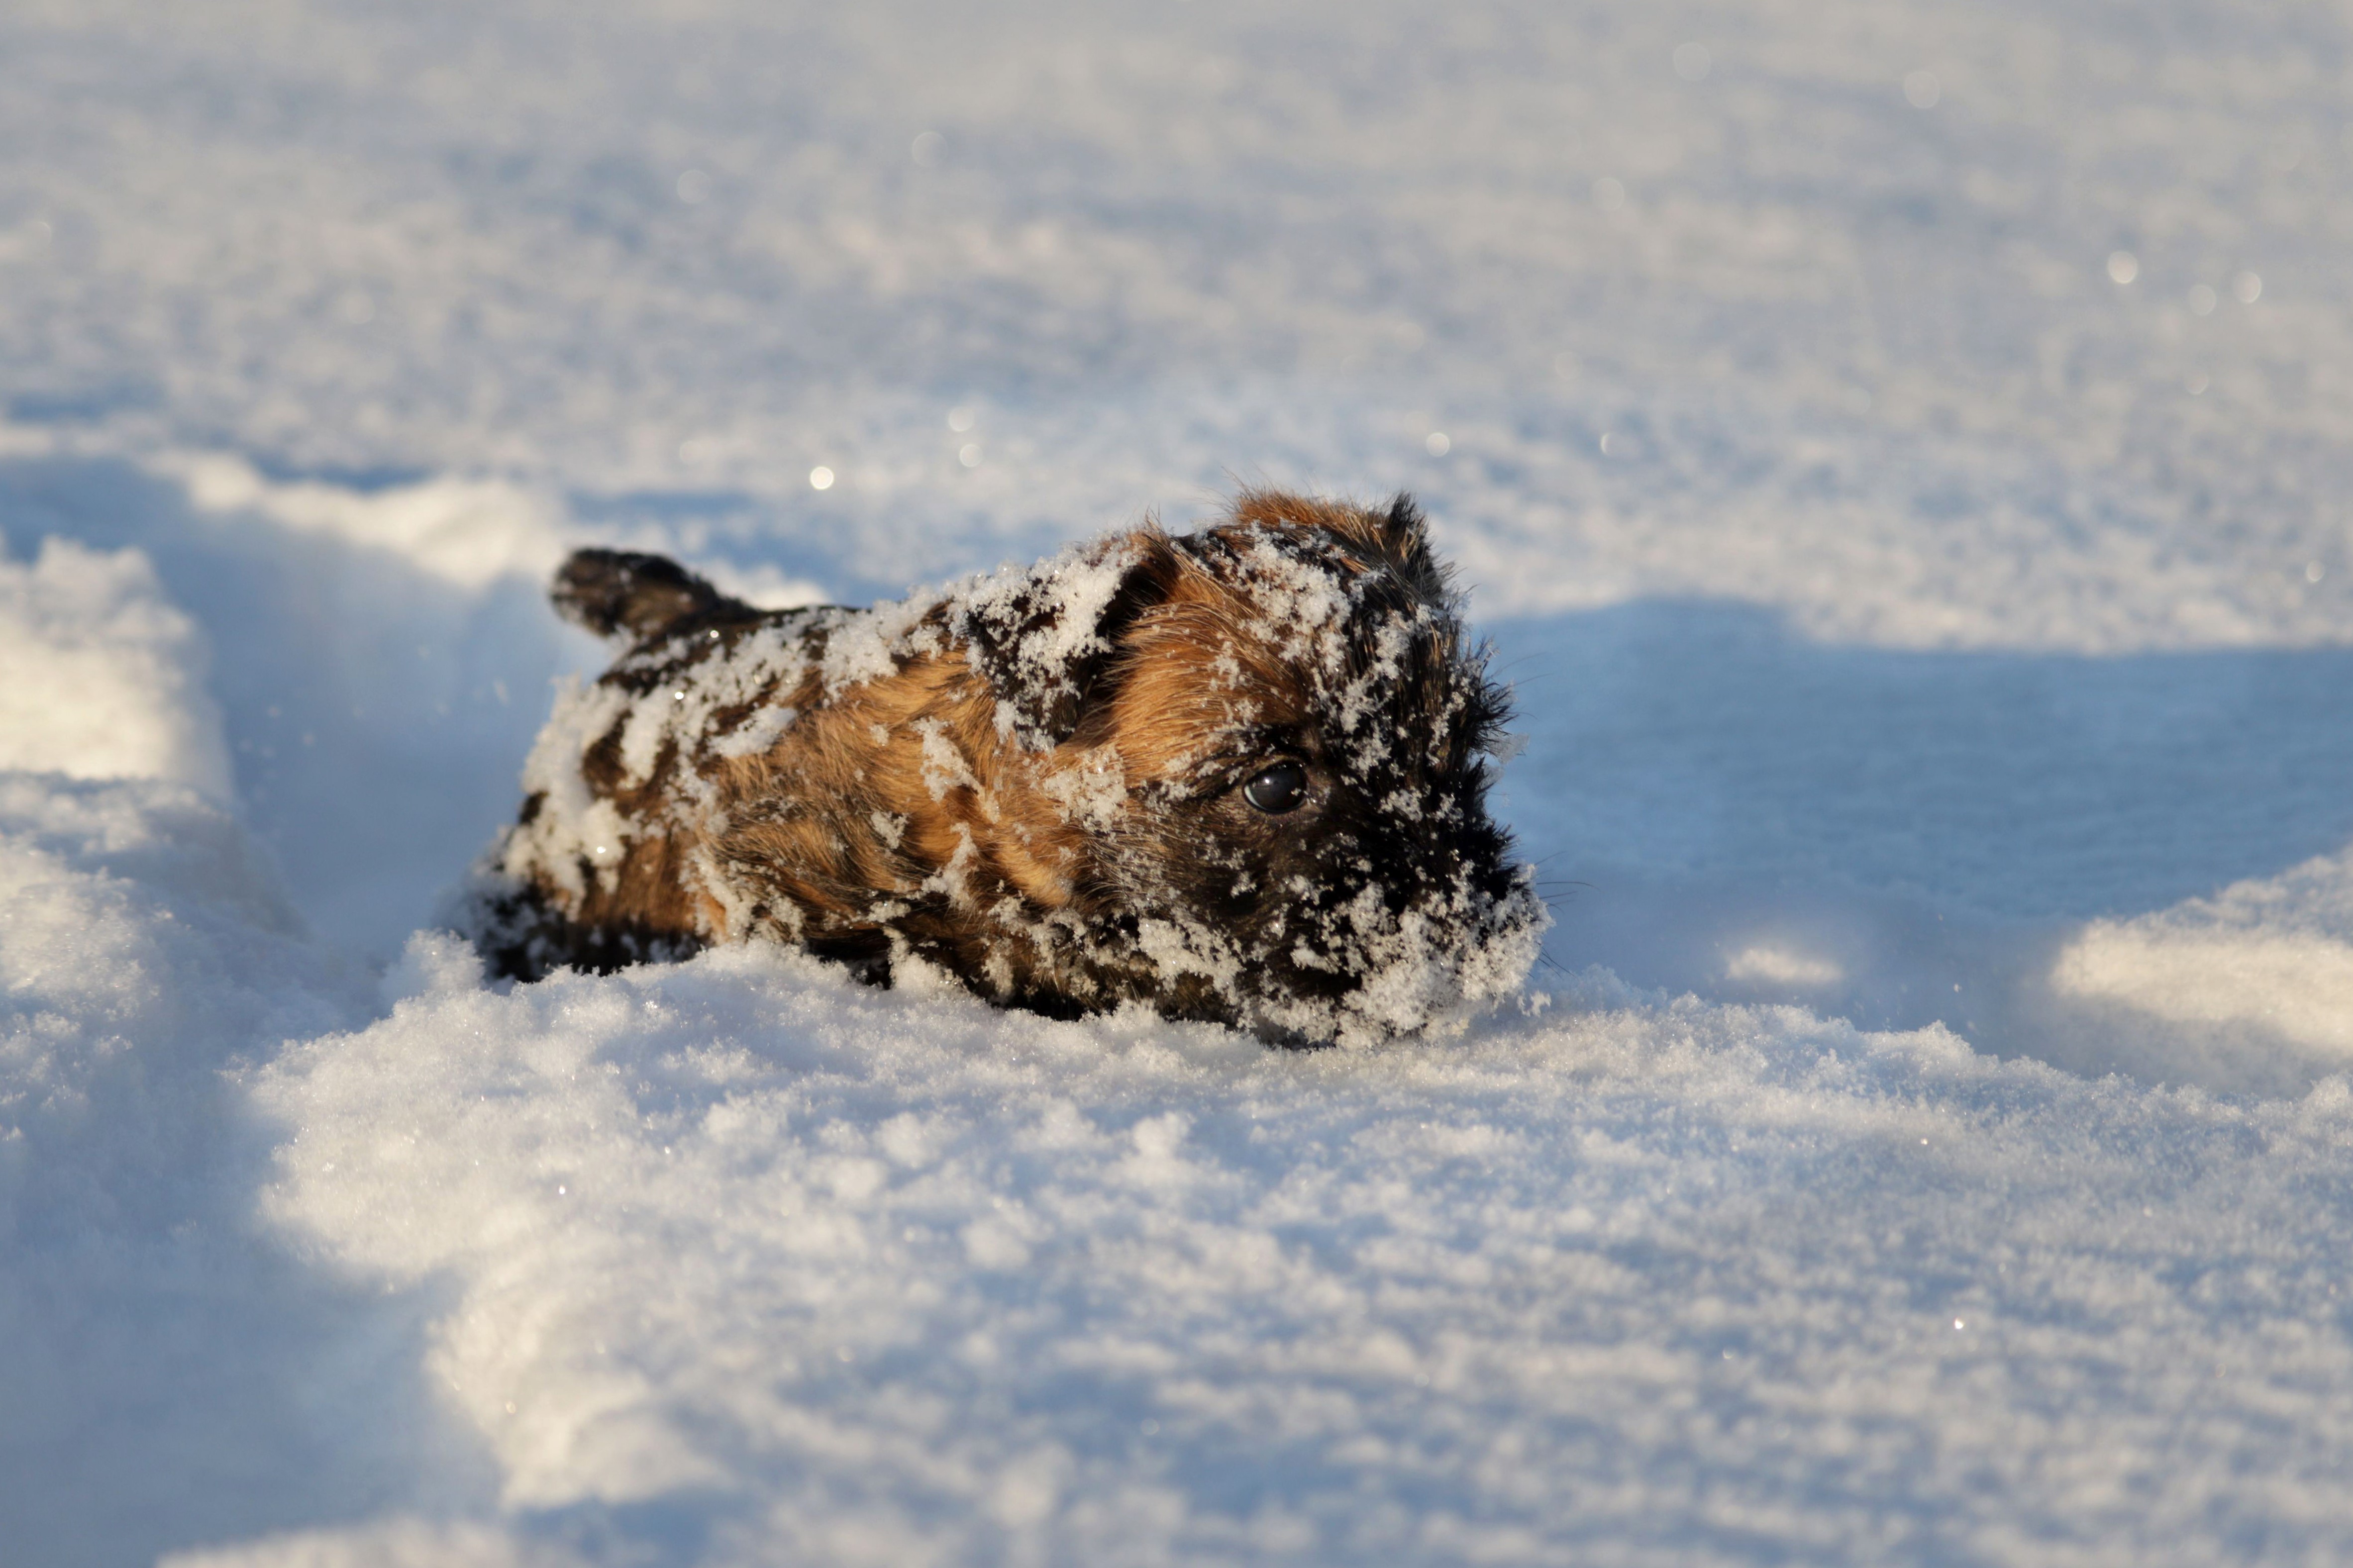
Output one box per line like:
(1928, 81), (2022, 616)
(956, 491), (1544, 1042)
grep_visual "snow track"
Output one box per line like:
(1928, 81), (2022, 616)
(6, 1), (2353, 1562)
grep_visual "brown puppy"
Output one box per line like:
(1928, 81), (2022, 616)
(459, 490), (1544, 1044)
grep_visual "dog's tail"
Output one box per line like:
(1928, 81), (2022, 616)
(551, 549), (753, 643)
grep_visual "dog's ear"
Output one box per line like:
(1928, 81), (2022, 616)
(551, 549), (755, 643)
(1224, 488), (1446, 601)
(1372, 492), (1434, 569)
(954, 528), (1184, 748)
(1344, 492), (1446, 600)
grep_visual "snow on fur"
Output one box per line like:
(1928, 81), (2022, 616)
(469, 505), (1545, 1046)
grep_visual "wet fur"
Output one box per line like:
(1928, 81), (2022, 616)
(461, 490), (1543, 1043)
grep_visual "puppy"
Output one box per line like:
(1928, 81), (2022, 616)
(459, 490), (1544, 1044)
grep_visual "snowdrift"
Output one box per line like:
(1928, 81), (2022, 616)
(7, 1), (2353, 1563)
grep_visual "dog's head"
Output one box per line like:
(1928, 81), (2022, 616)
(954, 490), (1545, 1043)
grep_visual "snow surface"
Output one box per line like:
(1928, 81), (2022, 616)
(5, 1), (2353, 1563)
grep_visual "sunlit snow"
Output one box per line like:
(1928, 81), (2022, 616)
(6, 1), (2353, 1564)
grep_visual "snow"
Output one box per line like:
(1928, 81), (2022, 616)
(4, 0), (2353, 1562)
(0, 538), (232, 796)
(244, 944), (2353, 1564)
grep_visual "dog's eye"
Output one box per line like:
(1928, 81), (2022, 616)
(1240, 761), (1309, 814)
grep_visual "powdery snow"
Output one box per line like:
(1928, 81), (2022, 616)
(242, 937), (2353, 1565)
(0, 538), (232, 797)
(4, 0), (2353, 1563)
